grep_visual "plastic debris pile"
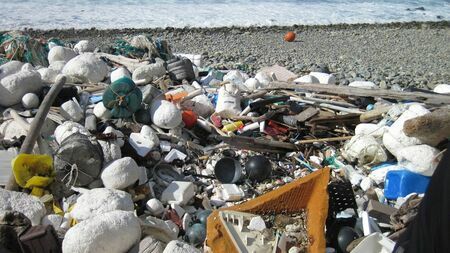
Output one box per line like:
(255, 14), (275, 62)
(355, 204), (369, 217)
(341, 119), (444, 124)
(0, 31), (449, 253)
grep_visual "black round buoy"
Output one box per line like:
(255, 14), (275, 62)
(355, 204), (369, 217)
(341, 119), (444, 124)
(245, 155), (272, 182)
(214, 157), (242, 183)
(337, 226), (360, 253)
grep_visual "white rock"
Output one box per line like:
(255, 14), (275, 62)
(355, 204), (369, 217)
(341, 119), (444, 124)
(48, 46), (77, 64)
(163, 240), (201, 253)
(60, 99), (83, 122)
(70, 188), (134, 221)
(244, 77), (261, 91)
(349, 81), (377, 89)
(129, 125), (160, 157)
(309, 72), (336, 85)
(49, 60), (67, 72)
(150, 99), (182, 129)
(255, 71), (273, 87)
(161, 181), (196, 206)
(247, 216), (266, 231)
(0, 70), (42, 107)
(74, 40), (96, 54)
(63, 210), (141, 253)
(433, 84), (450, 94)
(0, 188), (46, 225)
(93, 102), (112, 120)
(111, 67), (131, 83)
(146, 198), (165, 216)
(220, 184), (245, 201)
(294, 74), (320, 84)
(355, 123), (386, 138)
(0, 60), (24, 80)
(62, 53), (109, 83)
(132, 62), (166, 83)
(22, 93), (40, 109)
(141, 216), (180, 242)
(54, 121), (89, 144)
(37, 67), (59, 83)
(42, 214), (64, 230)
(397, 144), (441, 176)
(101, 157), (140, 189)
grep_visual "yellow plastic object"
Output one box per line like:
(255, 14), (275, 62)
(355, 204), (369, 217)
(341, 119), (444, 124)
(12, 154), (54, 196)
(222, 121), (244, 132)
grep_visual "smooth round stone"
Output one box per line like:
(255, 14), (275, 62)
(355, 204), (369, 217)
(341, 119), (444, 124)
(21, 93), (39, 109)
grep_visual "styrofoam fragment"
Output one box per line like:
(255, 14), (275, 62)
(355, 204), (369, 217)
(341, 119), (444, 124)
(247, 216), (266, 231)
(161, 181), (196, 206)
(221, 184), (245, 201)
(397, 144), (441, 176)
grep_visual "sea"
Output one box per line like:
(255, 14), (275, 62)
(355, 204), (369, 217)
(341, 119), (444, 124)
(1, 0), (449, 30)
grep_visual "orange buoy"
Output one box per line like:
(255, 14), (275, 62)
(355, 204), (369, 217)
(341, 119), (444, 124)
(182, 110), (198, 129)
(284, 31), (296, 42)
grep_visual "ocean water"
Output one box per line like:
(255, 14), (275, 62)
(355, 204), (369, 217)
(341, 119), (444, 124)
(1, 0), (449, 30)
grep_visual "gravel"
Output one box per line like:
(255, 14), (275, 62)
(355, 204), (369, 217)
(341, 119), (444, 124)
(22, 21), (450, 89)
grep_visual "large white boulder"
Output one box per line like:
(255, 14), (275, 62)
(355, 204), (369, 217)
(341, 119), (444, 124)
(309, 72), (336, 85)
(74, 40), (96, 54)
(0, 188), (46, 225)
(62, 53), (109, 83)
(63, 210), (141, 253)
(433, 84), (450, 94)
(163, 240), (201, 253)
(0, 60), (24, 79)
(0, 70), (42, 107)
(48, 46), (77, 64)
(132, 62), (166, 83)
(397, 144), (441, 176)
(70, 188), (134, 221)
(101, 157), (140, 189)
(150, 99), (182, 129)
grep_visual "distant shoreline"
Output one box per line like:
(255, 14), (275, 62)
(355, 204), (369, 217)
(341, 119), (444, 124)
(1, 20), (445, 35)
(2, 20), (449, 89)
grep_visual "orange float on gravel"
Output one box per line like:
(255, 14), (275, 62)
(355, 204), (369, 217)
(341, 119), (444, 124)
(284, 31), (296, 42)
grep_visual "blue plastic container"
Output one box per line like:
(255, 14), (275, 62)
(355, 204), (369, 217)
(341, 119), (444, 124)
(384, 170), (431, 199)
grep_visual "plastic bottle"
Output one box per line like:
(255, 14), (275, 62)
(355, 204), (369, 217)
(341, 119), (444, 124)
(221, 121), (244, 132)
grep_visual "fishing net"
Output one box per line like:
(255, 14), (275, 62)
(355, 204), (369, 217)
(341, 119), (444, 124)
(0, 31), (49, 66)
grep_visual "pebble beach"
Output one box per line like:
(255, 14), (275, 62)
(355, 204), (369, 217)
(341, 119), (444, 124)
(24, 21), (450, 89)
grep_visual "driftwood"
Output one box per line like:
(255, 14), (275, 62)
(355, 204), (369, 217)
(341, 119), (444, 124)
(95, 52), (150, 72)
(403, 108), (450, 146)
(218, 136), (299, 153)
(295, 136), (353, 144)
(360, 105), (393, 122)
(6, 75), (66, 191)
(268, 81), (450, 106)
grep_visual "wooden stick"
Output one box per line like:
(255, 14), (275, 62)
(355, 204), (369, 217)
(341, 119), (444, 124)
(268, 81), (450, 106)
(359, 105), (392, 122)
(6, 75), (66, 191)
(295, 136), (353, 144)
